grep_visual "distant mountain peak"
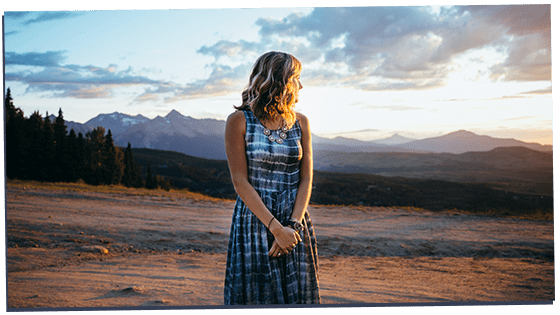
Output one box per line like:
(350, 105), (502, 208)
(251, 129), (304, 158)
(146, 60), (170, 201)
(448, 130), (477, 136)
(372, 133), (415, 145)
(166, 109), (183, 118)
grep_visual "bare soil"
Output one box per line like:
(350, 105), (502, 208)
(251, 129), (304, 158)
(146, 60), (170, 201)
(5, 183), (555, 309)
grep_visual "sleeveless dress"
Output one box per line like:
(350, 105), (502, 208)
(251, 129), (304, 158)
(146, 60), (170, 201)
(223, 109), (321, 305)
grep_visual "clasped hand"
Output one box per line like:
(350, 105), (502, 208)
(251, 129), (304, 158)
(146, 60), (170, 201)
(268, 225), (302, 257)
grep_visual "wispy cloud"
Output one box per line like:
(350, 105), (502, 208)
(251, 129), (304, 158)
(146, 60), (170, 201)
(4, 11), (32, 19)
(350, 100), (422, 112)
(197, 40), (263, 60)
(502, 116), (537, 121)
(5, 51), (167, 100)
(23, 11), (78, 25)
(162, 63), (250, 102)
(520, 86), (552, 95)
(5, 51), (67, 67)
(437, 98), (470, 102)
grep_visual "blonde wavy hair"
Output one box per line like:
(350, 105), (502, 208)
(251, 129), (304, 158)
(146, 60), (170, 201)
(236, 51), (302, 128)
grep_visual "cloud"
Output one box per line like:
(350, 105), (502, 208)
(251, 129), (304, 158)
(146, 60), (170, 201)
(250, 7), (460, 89)
(197, 40), (263, 60)
(502, 116), (537, 121)
(460, 5), (550, 38)
(437, 98), (470, 102)
(494, 95), (529, 100)
(353, 101), (421, 111)
(5, 49), (244, 103)
(23, 11), (77, 25)
(194, 5), (550, 95)
(5, 51), (167, 100)
(366, 104), (422, 111)
(132, 83), (180, 103)
(162, 63), (250, 103)
(5, 51), (67, 67)
(4, 11), (32, 19)
(459, 5), (551, 82)
(520, 86), (552, 95)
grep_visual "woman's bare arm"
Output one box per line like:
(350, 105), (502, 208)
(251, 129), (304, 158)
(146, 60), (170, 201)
(224, 111), (301, 254)
(290, 112), (313, 223)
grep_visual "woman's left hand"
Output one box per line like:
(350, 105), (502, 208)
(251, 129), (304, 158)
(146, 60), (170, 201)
(268, 239), (297, 257)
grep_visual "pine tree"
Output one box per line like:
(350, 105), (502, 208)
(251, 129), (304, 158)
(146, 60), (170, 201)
(53, 108), (68, 181)
(122, 143), (134, 187)
(145, 164), (156, 189)
(85, 127), (106, 185)
(121, 143), (144, 188)
(21, 111), (45, 180)
(41, 114), (56, 181)
(101, 130), (120, 185)
(76, 132), (86, 181)
(4, 88), (25, 179)
(66, 129), (80, 182)
(132, 164), (145, 188)
(114, 146), (125, 185)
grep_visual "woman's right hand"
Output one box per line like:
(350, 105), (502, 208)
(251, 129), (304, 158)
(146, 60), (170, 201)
(269, 221), (302, 255)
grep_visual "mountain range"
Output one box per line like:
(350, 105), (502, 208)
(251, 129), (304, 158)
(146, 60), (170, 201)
(63, 110), (552, 160)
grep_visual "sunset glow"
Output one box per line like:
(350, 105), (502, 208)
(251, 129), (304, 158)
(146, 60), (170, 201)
(3, 2), (552, 145)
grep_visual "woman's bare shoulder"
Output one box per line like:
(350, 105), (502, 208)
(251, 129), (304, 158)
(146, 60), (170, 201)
(227, 110), (245, 125)
(296, 112), (310, 129)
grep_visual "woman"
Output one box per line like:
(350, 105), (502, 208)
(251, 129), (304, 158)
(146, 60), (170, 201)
(223, 51), (320, 305)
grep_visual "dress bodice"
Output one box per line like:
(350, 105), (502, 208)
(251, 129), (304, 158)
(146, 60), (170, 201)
(243, 109), (303, 192)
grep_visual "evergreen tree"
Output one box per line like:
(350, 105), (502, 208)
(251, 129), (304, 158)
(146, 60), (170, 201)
(21, 111), (45, 180)
(53, 108), (68, 181)
(4, 88), (25, 179)
(145, 164), (156, 189)
(101, 130), (120, 185)
(114, 146), (125, 185)
(132, 163), (145, 188)
(76, 132), (87, 181)
(122, 143), (134, 187)
(122, 143), (144, 188)
(85, 127), (106, 185)
(41, 114), (56, 181)
(66, 129), (80, 182)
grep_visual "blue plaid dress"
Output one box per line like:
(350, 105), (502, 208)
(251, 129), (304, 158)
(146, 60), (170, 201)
(224, 109), (321, 305)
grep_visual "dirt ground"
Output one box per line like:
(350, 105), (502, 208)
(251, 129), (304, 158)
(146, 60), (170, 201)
(3, 183), (556, 311)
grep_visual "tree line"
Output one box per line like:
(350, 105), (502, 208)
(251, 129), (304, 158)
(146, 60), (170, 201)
(4, 88), (167, 189)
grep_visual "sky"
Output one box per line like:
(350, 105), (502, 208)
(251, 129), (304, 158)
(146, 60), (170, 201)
(2, 1), (553, 145)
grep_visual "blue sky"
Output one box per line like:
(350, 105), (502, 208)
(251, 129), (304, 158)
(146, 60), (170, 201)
(2, 1), (553, 145)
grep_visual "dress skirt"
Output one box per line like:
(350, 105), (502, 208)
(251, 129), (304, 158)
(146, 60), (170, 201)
(223, 188), (320, 305)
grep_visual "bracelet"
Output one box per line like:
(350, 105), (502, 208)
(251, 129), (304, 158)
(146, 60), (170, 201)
(267, 216), (275, 229)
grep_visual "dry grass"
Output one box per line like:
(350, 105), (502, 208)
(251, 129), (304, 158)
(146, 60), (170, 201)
(6, 179), (224, 203)
(8, 179), (551, 221)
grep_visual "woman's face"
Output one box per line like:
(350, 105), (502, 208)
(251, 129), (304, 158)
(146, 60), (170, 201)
(292, 74), (303, 104)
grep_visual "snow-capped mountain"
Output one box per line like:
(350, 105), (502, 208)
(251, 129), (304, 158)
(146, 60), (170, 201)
(65, 111), (552, 160)
(113, 110), (227, 159)
(84, 112), (150, 135)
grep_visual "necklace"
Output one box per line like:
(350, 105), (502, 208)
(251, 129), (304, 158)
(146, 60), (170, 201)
(263, 124), (288, 144)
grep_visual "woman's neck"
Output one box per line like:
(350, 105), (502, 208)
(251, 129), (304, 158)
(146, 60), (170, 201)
(263, 115), (284, 130)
